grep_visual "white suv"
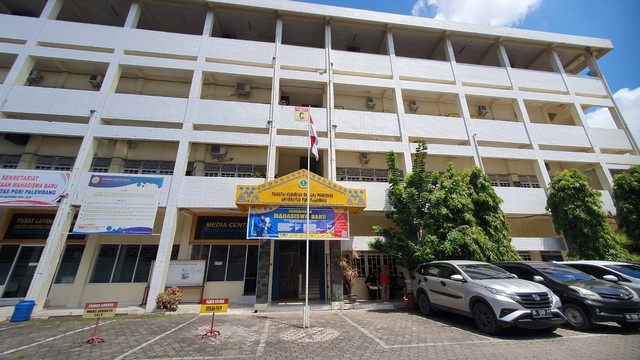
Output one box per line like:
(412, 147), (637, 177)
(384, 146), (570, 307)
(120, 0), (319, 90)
(412, 260), (565, 334)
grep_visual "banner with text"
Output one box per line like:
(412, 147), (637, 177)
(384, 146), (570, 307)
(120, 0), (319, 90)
(0, 170), (69, 206)
(73, 175), (163, 235)
(247, 206), (349, 240)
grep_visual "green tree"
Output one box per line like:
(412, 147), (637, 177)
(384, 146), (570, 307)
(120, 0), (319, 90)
(612, 166), (640, 251)
(546, 169), (629, 260)
(371, 141), (519, 271)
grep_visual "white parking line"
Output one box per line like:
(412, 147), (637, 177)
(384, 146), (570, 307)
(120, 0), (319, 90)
(0, 319), (117, 356)
(113, 315), (200, 360)
(256, 318), (270, 357)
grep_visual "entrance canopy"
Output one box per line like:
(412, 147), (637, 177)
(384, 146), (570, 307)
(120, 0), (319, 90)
(235, 169), (366, 214)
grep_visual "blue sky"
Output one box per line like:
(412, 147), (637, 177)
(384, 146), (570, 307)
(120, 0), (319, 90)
(296, 0), (640, 144)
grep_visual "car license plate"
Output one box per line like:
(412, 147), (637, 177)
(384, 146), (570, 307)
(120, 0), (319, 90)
(624, 313), (640, 322)
(532, 309), (552, 318)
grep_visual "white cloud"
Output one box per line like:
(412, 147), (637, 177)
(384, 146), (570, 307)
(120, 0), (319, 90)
(412, 0), (541, 27)
(587, 87), (640, 147)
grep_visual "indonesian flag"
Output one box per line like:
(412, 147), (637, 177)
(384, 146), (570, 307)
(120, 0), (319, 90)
(309, 116), (319, 161)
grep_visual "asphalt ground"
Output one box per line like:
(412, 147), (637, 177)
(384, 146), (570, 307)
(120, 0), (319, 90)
(0, 307), (638, 360)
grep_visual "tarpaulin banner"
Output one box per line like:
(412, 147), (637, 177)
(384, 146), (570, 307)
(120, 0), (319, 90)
(247, 206), (349, 240)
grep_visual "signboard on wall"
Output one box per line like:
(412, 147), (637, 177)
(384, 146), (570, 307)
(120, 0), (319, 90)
(0, 170), (70, 206)
(2, 212), (85, 240)
(193, 216), (247, 241)
(72, 175), (163, 235)
(247, 206), (349, 240)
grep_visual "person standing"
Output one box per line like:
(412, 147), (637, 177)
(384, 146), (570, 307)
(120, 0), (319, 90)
(380, 264), (390, 302)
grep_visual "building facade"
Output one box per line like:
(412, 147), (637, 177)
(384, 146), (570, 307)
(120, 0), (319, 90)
(0, 0), (638, 312)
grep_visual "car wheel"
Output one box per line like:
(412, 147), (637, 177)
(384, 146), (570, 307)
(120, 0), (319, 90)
(616, 322), (640, 331)
(417, 293), (433, 316)
(473, 302), (502, 335)
(563, 303), (593, 331)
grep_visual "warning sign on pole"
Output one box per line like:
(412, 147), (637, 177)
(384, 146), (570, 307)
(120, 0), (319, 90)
(82, 302), (118, 319)
(200, 298), (228, 314)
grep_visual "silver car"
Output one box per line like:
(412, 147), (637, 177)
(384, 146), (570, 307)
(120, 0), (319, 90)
(412, 260), (565, 334)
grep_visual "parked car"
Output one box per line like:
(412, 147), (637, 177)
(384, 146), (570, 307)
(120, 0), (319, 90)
(560, 261), (640, 294)
(494, 261), (640, 331)
(412, 260), (565, 335)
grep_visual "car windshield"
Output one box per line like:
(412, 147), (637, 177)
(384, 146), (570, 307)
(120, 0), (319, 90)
(607, 264), (640, 279)
(535, 264), (595, 282)
(458, 264), (514, 280)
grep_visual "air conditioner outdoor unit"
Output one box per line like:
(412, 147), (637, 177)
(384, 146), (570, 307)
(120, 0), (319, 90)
(478, 105), (488, 117)
(409, 100), (419, 112)
(235, 83), (251, 96)
(359, 153), (370, 164)
(27, 70), (43, 85)
(210, 145), (227, 156)
(366, 97), (376, 110)
(89, 74), (104, 88)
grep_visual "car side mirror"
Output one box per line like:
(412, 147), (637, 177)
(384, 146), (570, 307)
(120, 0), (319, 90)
(602, 274), (619, 283)
(450, 274), (465, 282)
(533, 275), (544, 283)
(509, 273), (518, 278)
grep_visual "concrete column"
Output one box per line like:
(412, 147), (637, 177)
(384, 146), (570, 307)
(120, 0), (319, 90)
(254, 239), (272, 310)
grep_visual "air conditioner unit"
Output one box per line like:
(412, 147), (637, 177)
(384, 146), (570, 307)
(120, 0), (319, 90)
(27, 70), (43, 85)
(210, 145), (227, 156)
(409, 100), (419, 112)
(366, 97), (376, 110)
(478, 105), (488, 117)
(235, 83), (251, 96)
(359, 153), (370, 164)
(89, 74), (104, 88)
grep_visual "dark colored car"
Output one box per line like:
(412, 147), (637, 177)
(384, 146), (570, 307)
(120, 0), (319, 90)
(561, 261), (640, 295)
(494, 261), (640, 331)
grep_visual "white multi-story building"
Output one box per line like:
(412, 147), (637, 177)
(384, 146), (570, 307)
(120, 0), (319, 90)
(0, 0), (637, 312)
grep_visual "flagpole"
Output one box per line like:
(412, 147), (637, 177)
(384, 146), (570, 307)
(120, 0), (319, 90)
(304, 106), (311, 329)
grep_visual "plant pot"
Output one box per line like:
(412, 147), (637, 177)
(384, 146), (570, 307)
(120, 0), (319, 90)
(347, 294), (357, 304)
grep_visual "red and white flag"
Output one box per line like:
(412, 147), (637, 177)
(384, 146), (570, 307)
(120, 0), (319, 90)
(309, 116), (319, 161)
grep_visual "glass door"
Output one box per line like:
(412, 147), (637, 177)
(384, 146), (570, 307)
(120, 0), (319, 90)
(2, 246), (44, 298)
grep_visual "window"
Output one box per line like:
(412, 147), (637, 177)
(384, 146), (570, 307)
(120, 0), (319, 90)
(90, 158), (111, 173)
(344, 251), (398, 278)
(89, 244), (178, 283)
(336, 168), (402, 182)
(517, 252), (532, 261)
(54, 245), (84, 284)
(0, 155), (20, 169)
(190, 244), (258, 282)
(540, 252), (564, 262)
(516, 175), (540, 188)
(0, 245), (19, 285)
(489, 174), (511, 187)
(35, 156), (75, 171)
(203, 164), (265, 178)
(123, 160), (175, 175)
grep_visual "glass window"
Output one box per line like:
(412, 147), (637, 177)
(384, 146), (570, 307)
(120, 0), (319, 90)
(90, 244), (161, 283)
(226, 245), (247, 281)
(133, 245), (157, 282)
(112, 245), (140, 283)
(54, 245), (85, 284)
(207, 245), (229, 281)
(608, 264), (640, 279)
(0, 245), (19, 285)
(90, 245), (118, 283)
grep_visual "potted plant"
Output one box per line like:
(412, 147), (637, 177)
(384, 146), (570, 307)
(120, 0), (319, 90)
(338, 250), (359, 304)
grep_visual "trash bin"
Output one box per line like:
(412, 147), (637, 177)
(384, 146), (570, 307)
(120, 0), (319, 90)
(10, 300), (36, 322)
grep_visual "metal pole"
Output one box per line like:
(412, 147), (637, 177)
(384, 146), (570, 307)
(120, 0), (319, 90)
(303, 107), (311, 328)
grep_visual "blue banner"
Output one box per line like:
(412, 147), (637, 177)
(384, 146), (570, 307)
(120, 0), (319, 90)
(247, 206), (349, 240)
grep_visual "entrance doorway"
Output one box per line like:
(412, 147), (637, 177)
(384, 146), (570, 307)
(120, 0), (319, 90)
(274, 241), (324, 300)
(1, 246), (44, 298)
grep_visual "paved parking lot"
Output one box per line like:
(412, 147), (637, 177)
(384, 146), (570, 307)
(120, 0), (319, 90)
(0, 308), (638, 360)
